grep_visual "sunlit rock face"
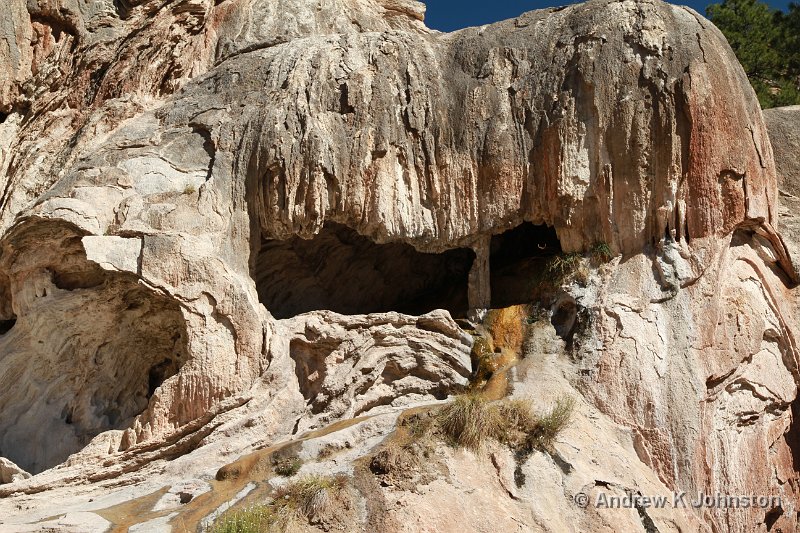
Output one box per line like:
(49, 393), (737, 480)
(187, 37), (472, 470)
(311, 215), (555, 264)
(0, 0), (798, 531)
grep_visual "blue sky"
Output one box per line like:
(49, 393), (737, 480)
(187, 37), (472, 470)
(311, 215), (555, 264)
(423, 0), (794, 32)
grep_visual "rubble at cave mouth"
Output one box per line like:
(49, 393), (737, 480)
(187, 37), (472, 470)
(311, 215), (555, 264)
(255, 222), (475, 319)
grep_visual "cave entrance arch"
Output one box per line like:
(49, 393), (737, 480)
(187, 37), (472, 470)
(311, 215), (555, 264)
(255, 222), (475, 319)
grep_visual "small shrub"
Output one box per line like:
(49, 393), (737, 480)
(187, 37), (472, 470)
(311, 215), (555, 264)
(590, 242), (613, 263)
(437, 393), (502, 450)
(208, 475), (348, 533)
(547, 252), (581, 281)
(273, 457), (302, 477)
(525, 396), (575, 452)
(208, 505), (274, 533)
(434, 394), (574, 454)
(183, 184), (197, 195)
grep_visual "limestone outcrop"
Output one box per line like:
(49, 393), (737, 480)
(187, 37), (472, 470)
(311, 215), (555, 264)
(0, 0), (798, 532)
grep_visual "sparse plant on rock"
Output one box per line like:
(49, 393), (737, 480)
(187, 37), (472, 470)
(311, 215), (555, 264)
(208, 474), (350, 533)
(437, 393), (503, 450)
(590, 242), (613, 263)
(207, 504), (274, 533)
(432, 393), (575, 454)
(547, 252), (582, 282)
(273, 456), (302, 477)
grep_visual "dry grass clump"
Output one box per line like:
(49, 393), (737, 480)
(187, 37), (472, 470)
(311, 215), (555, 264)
(435, 393), (575, 453)
(369, 441), (419, 476)
(498, 396), (575, 452)
(437, 393), (503, 450)
(272, 475), (347, 524)
(547, 252), (582, 281)
(484, 305), (529, 353)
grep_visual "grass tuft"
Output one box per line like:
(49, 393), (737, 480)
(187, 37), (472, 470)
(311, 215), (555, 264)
(434, 393), (574, 453)
(437, 393), (502, 450)
(590, 242), (613, 263)
(526, 396), (575, 451)
(272, 474), (347, 523)
(547, 252), (582, 281)
(207, 505), (274, 533)
(273, 456), (302, 477)
(369, 441), (419, 476)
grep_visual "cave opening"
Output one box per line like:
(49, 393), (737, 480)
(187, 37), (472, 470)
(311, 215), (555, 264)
(489, 222), (562, 308)
(255, 222), (475, 319)
(0, 318), (15, 335)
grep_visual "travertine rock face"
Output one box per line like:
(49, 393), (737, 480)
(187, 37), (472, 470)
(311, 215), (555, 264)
(0, 0), (799, 532)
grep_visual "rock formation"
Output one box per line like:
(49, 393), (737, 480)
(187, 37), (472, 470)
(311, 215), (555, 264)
(0, 0), (798, 531)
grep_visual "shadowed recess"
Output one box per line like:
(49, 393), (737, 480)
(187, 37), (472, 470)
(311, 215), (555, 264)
(255, 223), (475, 319)
(0, 223), (190, 474)
(490, 222), (562, 308)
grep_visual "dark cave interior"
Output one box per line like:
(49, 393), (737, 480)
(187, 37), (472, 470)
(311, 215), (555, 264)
(256, 221), (563, 319)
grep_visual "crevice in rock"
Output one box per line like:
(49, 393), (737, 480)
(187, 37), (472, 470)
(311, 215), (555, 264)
(255, 222), (474, 319)
(786, 399), (800, 474)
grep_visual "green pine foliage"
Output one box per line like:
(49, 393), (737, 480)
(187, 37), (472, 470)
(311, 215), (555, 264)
(707, 0), (800, 108)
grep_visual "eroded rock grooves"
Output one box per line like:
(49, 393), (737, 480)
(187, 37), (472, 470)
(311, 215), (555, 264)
(0, 0), (799, 531)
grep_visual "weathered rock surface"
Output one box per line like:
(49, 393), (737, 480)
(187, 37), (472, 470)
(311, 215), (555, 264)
(0, 0), (798, 532)
(0, 457), (30, 485)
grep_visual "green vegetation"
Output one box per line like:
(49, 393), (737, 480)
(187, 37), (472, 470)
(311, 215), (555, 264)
(589, 242), (613, 264)
(707, 0), (800, 108)
(207, 505), (273, 533)
(546, 252), (582, 281)
(272, 456), (302, 477)
(207, 475), (348, 533)
(183, 184), (197, 195)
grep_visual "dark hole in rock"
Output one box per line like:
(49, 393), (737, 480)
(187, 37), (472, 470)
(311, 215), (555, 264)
(148, 358), (177, 398)
(256, 222), (474, 319)
(490, 222), (562, 308)
(551, 295), (578, 340)
(0, 112), (7, 124)
(0, 318), (15, 335)
(765, 505), (783, 530)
